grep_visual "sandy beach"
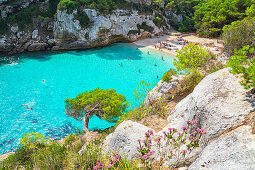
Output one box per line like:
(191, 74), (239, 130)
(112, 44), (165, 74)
(133, 34), (223, 56)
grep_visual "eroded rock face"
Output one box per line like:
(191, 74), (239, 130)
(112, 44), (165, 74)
(145, 75), (185, 104)
(27, 42), (48, 51)
(167, 68), (254, 145)
(0, 0), (41, 18)
(103, 120), (152, 159)
(189, 125), (255, 170)
(101, 68), (255, 169)
(54, 9), (162, 50)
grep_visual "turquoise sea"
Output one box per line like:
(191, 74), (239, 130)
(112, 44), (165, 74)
(0, 43), (175, 154)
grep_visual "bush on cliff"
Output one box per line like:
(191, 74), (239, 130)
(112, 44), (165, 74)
(161, 68), (177, 82)
(65, 88), (128, 132)
(228, 45), (255, 90)
(173, 44), (213, 92)
(222, 17), (255, 55)
(194, 0), (254, 37)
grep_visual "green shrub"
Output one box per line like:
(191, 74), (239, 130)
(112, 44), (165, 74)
(137, 22), (154, 32)
(228, 45), (255, 89)
(222, 17), (255, 55)
(162, 68), (177, 82)
(174, 44), (213, 73)
(153, 16), (164, 27)
(0, 19), (8, 35)
(194, 0), (254, 37)
(74, 10), (91, 28)
(33, 144), (66, 169)
(181, 69), (204, 93)
(128, 30), (140, 35)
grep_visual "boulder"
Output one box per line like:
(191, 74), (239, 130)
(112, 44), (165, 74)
(145, 75), (185, 104)
(103, 120), (152, 159)
(167, 68), (254, 145)
(27, 42), (48, 51)
(189, 125), (255, 170)
(0, 42), (13, 52)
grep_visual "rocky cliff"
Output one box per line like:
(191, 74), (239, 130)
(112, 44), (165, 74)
(0, 0), (172, 54)
(53, 9), (162, 50)
(102, 68), (255, 169)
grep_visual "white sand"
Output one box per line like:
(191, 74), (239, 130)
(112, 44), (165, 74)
(133, 34), (223, 56)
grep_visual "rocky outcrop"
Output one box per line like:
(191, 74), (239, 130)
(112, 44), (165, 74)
(167, 68), (254, 145)
(103, 120), (152, 159)
(124, 0), (152, 6)
(102, 68), (255, 169)
(0, 0), (41, 18)
(145, 75), (185, 104)
(27, 42), (48, 51)
(53, 9), (162, 50)
(189, 125), (255, 170)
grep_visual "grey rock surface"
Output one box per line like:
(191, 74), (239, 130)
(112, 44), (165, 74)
(145, 75), (185, 104)
(189, 125), (255, 170)
(103, 120), (152, 159)
(167, 68), (254, 145)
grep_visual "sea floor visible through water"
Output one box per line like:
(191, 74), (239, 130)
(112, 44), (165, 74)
(0, 43), (175, 154)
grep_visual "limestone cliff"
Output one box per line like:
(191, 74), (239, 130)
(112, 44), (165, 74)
(103, 68), (255, 169)
(53, 9), (162, 50)
(0, 0), (183, 54)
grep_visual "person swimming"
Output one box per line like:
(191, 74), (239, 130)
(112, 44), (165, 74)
(27, 107), (33, 110)
(148, 51), (150, 54)
(154, 64), (157, 66)
(42, 79), (46, 83)
(138, 69), (141, 73)
(162, 56), (164, 60)
(157, 75), (159, 78)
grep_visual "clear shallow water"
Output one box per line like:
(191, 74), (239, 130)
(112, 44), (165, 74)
(0, 43), (175, 154)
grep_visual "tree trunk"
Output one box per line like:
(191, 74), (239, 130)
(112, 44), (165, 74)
(83, 116), (90, 133)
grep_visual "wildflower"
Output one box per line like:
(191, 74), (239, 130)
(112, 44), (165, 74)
(106, 165), (112, 169)
(148, 150), (155, 156)
(193, 120), (198, 124)
(143, 154), (148, 160)
(182, 126), (188, 131)
(137, 139), (141, 143)
(148, 129), (154, 135)
(187, 120), (191, 124)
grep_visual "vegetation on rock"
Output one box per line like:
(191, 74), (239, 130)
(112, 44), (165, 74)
(161, 68), (177, 82)
(228, 45), (255, 89)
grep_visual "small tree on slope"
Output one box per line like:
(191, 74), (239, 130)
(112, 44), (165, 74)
(65, 88), (128, 132)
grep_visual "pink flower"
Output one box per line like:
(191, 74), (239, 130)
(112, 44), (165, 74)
(149, 130), (154, 135)
(193, 120), (198, 124)
(182, 126), (188, 131)
(137, 139), (141, 143)
(106, 165), (112, 169)
(148, 150), (155, 156)
(187, 120), (191, 124)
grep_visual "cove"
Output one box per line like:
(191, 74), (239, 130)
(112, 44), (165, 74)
(0, 43), (175, 154)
